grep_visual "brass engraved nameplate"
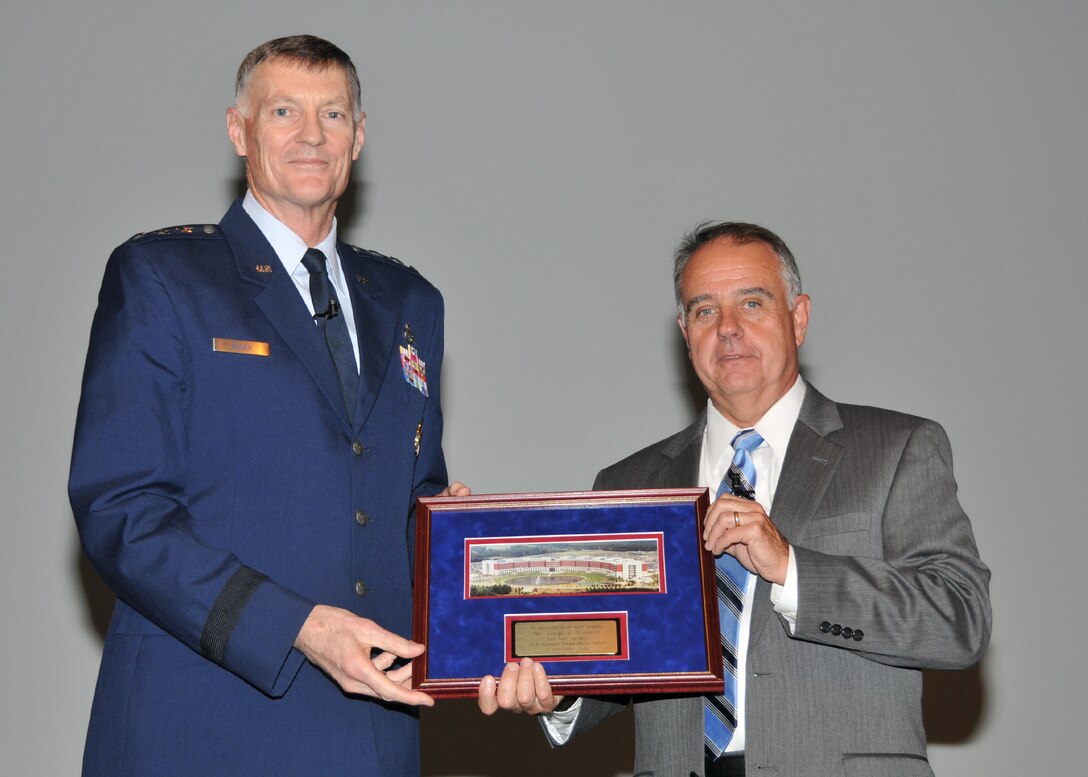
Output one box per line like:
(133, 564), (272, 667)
(511, 618), (621, 659)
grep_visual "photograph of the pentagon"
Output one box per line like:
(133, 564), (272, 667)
(467, 536), (663, 599)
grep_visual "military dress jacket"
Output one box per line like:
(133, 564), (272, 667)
(69, 199), (448, 776)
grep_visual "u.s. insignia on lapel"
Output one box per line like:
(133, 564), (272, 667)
(399, 324), (428, 396)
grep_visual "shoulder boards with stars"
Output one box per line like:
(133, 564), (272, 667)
(348, 244), (419, 275)
(128, 224), (221, 242)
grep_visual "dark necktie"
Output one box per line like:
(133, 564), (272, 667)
(704, 428), (764, 760)
(300, 248), (358, 421)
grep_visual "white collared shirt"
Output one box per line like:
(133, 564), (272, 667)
(699, 378), (805, 752)
(545, 379), (806, 747)
(242, 192), (360, 368)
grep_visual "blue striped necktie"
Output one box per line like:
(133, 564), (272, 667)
(704, 428), (763, 760)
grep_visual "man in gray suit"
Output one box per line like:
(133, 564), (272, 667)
(478, 222), (991, 777)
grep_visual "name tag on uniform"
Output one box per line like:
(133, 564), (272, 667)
(212, 338), (270, 357)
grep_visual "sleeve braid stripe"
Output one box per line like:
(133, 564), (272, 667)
(200, 566), (269, 665)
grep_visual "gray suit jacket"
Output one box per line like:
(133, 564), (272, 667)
(553, 383), (990, 777)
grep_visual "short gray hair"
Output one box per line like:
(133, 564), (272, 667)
(235, 34), (363, 118)
(673, 221), (802, 313)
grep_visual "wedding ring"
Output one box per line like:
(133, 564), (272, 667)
(733, 511), (741, 527)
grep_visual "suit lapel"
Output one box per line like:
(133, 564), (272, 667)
(339, 243), (397, 430)
(220, 202), (352, 430)
(656, 414), (705, 487)
(748, 383), (844, 648)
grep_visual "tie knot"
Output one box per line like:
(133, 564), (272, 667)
(301, 248), (328, 276)
(730, 428), (763, 454)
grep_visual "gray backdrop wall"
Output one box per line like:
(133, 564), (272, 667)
(3, 1), (1085, 774)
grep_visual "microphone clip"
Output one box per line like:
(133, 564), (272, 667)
(314, 299), (340, 321)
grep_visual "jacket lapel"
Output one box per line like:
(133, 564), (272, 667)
(220, 202), (353, 430)
(748, 383), (844, 648)
(656, 414), (706, 488)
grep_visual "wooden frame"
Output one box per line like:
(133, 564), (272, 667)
(412, 488), (723, 699)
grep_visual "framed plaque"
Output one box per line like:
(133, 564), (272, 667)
(412, 488), (723, 698)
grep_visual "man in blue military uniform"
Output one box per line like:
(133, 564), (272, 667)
(69, 35), (467, 776)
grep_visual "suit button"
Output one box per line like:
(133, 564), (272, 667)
(355, 509), (368, 526)
(830, 624), (842, 636)
(841, 627), (853, 640)
(852, 629), (864, 641)
(352, 440), (364, 456)
(354, 580), (367, 597)
(819, 621), (832, 633)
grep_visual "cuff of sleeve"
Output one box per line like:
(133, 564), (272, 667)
(769, 545), (799, 633)
(219, 578), (316, 697)
(540, 698), (582, 745)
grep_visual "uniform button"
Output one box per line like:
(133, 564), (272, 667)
(354, 580), (367, 597)
(852, 629), (864, 641)
(355, 509), (368, 526)
(830, 624), (842, 636)
(352, 440), (364, 456)
(819, 621), (832, 633)
(841, 627), (854, 640)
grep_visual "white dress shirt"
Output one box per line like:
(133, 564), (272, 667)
(242, 192), (360, 368)
(700, 378), (805, 752)
(545, 378), (806, 749)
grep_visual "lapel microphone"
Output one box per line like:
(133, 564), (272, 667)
(313, 299), (340, 321)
